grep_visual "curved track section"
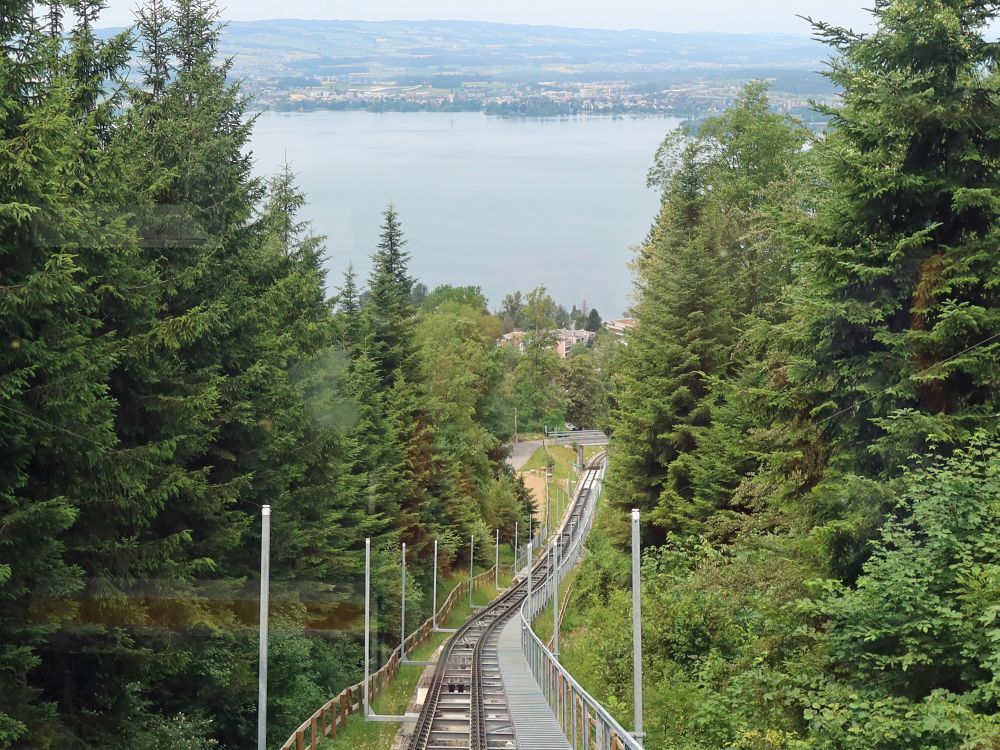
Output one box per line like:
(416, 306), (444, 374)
(407, 455), (605, 750)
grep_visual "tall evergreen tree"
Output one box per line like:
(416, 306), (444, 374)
(0, 4), (117, 743)
(135, 0), (173, 101)
(608, 88), (806, 539)
(365, 207), (443, 553)
(798, 0), (1000, 470)
(1, 0), (529, 745)
(367, 205), (415, 382)
(573, 6), (1000, 749)
(46, 2), (64, 38)
(336, 264), (363, 354)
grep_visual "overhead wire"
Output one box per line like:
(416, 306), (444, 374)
(817, 330), (1000, 426)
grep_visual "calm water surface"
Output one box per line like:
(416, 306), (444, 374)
(249, 111), (680, 316)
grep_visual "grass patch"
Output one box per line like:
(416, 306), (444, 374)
(521, 443), (574, 475)
(530, 565), (580, 645)
(521, 444), (580, 530)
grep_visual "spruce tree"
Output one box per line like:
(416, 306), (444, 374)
(0, 5), (113, 743)
(34, 0), (264, 742)
(608, 153), (735, 537)
(367, 205), (415, 382)
(798, 0), (1000, 470)
(135, 0), (173, 101)
(46, 2), (64, 38)
(362, 208), (449, 556)
(0, 0), (532, 745)
(608, 85), (807, 539)
(336, 264), (363, 354)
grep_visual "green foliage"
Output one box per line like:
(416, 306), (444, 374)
(790, 432), (1000, 750)
(421, 284), (488, 312)
(7, 1), (997, 748)
(797, 0), (1000, 471)
(0, 2), (530, 747)
(498, 290), (526, 332)
(507, 345), (566, 432)
(572, 4), (1000, 750)
(498, 286), (568, 432)
(561, 350), (605, 428)
(130, 712), (219, 750)
(367, 205), (416, 381)
(608, 82), (807, 541)
(414, 293), (507, 537)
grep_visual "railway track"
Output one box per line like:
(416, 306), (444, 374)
(406, 455), (605, 750)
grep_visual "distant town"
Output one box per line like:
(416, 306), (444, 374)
(249, 77), (830, 120)
(144, 19), (845, 122)
(500, 318), (636, 359)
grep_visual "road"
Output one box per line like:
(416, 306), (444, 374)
(506, 439), (543, 471)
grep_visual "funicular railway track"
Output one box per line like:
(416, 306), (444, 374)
(406, 455), (605, 750)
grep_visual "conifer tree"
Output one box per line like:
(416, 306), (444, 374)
(608, 89), (805, 538)
(364, 207), (444, 553)
(798, 0), (1000, 470)
(0, 5), (115, 742)
(367, 205), (415, 382)
(0, 0), (527, 745)
(171, 0), (220, 76)
(608, 147), (735, 536)
(25, 0), (266, 742)
(135, 0), (173, 100)
(336, 264), (363, 354)
(46, 2), (64, 38)
(227, 165), (358, 584)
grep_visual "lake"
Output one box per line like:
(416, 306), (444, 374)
(249, 111), (681, 317)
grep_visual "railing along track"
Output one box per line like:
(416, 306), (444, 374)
(407, 454), (607, 750)
(519, 455), (644, 750)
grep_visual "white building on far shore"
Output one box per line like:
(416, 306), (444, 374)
(604, 318), (637, 341)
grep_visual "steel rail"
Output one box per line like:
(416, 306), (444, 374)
(407, 455), (606, 750)
(518, 458), (644, 750)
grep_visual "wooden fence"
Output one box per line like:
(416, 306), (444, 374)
(278, 564), (504, 750)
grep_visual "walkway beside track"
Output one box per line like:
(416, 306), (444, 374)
(496, 616), (571, 750)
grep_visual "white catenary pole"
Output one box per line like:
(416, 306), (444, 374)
(363, 537), (371, 717)
(400, 542), (407, 661)
(544, 466), (550, 537)
(495, 528), (500, 589)
(432, 539), (438, 629)
(257, 505), (271, 750)
(552, 538), (559, 660)
(542, 429), (548, 535)
(631, 509), (645, 744)
(469, 535), (475, 608)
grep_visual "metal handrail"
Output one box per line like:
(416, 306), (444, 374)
(519, 459), (643, 750)
(514, 528), (546, 572)
(278, 564), (503, 750)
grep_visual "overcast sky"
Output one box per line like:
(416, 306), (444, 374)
(97, 0), (875, 35)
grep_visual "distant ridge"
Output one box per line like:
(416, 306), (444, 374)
(98, 18), (826, 74)
(100, 16), (817, 39)
(212, 17), (816, 38)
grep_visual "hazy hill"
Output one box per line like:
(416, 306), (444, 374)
(100, 19), (831, 84)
